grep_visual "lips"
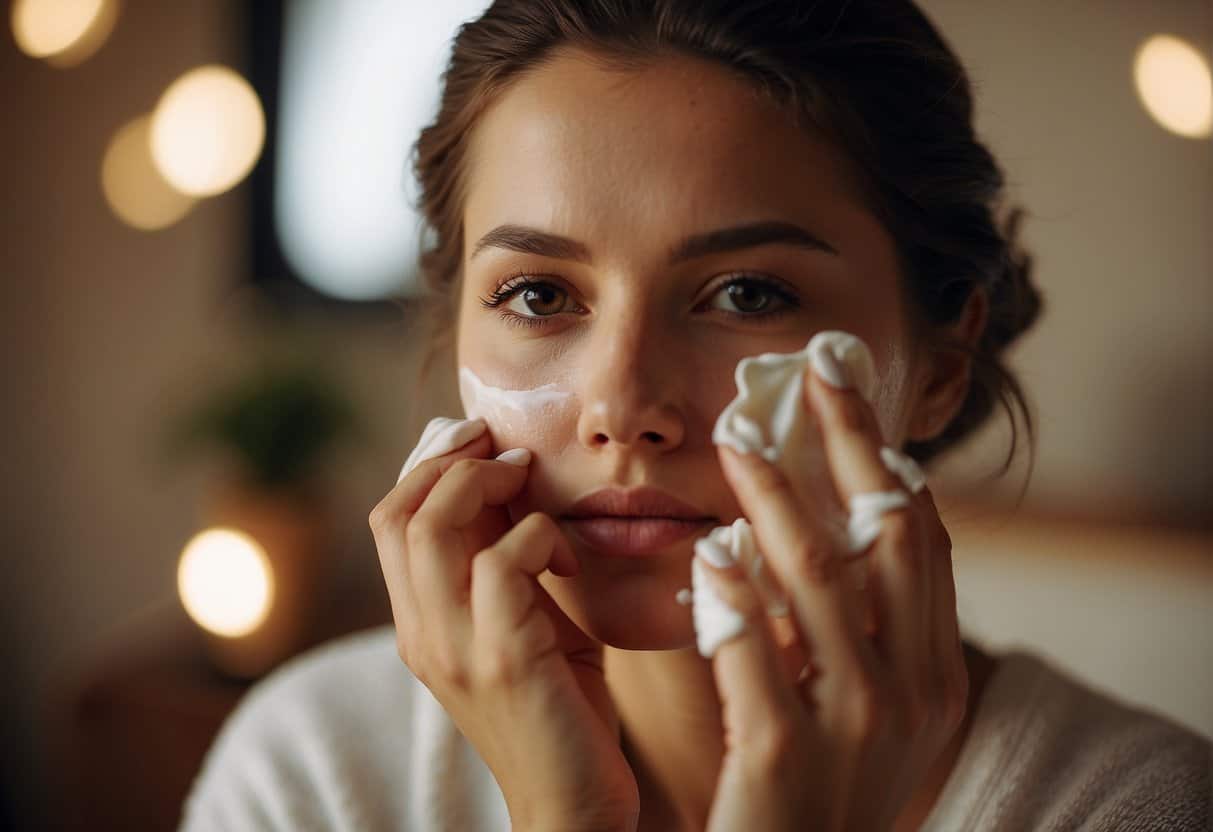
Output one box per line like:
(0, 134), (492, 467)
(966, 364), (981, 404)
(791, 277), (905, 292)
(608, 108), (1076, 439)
(562, 487), (715, 557)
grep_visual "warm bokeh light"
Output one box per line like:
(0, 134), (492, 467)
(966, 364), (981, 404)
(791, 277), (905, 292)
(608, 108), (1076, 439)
(100, 115), (195, 230)
(177, 527), (275, 638)
(1133, 34), (1213, 139)
(150, 65), (266, 197)
(10, 0), (118, 67)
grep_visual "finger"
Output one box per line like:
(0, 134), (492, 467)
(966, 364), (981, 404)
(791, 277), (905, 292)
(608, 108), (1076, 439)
(370, 430), (494, 639)
(917, 485), (963, 669)
(378, 430), (496, 531)
(806, 369), (929, 680)
(718, 444), (876, 696)
(471, 512), (576, 668)
(697, 555), (807, 749)
(408, 454), (534, 633)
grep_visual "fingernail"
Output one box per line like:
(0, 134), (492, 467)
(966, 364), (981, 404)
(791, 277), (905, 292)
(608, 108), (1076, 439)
(494, 447), (532, 466)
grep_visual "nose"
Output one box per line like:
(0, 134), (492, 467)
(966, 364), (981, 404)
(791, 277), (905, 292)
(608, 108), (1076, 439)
(576, 313), (685, 453)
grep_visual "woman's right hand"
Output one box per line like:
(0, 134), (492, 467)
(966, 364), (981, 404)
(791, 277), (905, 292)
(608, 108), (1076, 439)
(369, 419), (639, 832)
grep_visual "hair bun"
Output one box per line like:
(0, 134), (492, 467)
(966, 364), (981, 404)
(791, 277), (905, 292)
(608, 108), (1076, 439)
(983, 206), (1043, 356)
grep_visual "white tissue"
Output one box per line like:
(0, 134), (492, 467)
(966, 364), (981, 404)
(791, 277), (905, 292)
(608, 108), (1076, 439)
(689, 331), (924, 658)
(695, 519), (789, 616)
(397, 417), (487, 485)
(880, 446), (926, 494)
(712, 331), (876, 525)
(690, 555), (747, 658)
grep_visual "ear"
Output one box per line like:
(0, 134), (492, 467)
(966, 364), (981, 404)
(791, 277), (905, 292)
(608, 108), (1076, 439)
(906, 286), (990, 443)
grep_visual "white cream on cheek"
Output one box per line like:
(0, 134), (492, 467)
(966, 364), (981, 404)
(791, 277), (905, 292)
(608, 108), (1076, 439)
(458, 366), (576, 439)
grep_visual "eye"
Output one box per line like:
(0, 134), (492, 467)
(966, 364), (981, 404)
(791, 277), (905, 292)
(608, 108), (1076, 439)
(706, 275), (799, 318)
(509, 283), (570, 317)
(478, 274), (582, 328)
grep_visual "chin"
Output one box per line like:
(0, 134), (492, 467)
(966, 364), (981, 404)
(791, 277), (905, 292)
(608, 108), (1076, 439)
(539, 568), (696, 651)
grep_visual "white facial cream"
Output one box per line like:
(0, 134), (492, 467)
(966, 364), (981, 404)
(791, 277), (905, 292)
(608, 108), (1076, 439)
(458, 366), (574, 436)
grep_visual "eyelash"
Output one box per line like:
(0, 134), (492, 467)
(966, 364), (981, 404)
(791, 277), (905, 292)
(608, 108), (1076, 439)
(477, 270), (800, 329)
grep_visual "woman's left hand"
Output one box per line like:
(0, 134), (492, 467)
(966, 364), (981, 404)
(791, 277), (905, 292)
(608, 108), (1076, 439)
(702, 366), (970, 832)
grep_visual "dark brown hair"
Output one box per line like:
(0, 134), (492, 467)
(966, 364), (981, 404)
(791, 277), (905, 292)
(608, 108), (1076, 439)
(405, 0), (1042, 480)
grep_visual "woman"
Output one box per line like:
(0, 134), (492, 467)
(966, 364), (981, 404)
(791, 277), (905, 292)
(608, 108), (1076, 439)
(182, 2), (1210, 830)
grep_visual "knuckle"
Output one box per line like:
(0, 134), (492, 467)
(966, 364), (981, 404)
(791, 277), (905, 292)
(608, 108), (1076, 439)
(404, 512), (438, 551)
(448, 457), (481, 480)
(368, 500), (399, 535)
(509, 511), (545, 543)
(791, 539), (842, 585)
(476, 652), (514, 687)
(847, 678), (889, 739)
(425, 643), (469, 689)
(368, 504), (386, 532)
(472, 549), (515, 589)
(522, 510), (556, 535)
(881, 512), (918, 556)
(747, 458), (790, 493)
(518, 609), (557, 657)
(748, 720), (799, 772)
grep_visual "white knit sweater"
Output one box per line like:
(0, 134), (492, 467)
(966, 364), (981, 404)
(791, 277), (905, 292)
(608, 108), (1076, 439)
(180, 626), (1210, 831)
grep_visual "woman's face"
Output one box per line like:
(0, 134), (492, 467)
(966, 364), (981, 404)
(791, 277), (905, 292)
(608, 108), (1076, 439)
(455, 49), (923, 650)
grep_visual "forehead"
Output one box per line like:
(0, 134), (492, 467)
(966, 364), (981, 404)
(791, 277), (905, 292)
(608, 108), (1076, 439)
(462, 48), (870, 266)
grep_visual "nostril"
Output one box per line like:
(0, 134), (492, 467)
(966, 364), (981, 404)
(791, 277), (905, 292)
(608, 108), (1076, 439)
(642, 431), (664, 444)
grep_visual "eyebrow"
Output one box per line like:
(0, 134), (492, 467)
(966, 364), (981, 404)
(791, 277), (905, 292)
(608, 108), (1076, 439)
(470, 220), (838, 264)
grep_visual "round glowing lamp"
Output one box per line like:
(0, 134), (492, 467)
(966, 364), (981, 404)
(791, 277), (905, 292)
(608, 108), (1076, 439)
(10, 0), (119, 67)
(1133, 34), (1213, 139)
(150, 65), (266, 197)
(177, 528), (274, 639)
(101, 115), (195, 231)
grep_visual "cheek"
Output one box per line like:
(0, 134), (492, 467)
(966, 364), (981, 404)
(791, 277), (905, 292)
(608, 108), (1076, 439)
(457, 364), (579, 451)
(871, 335), (914, 443)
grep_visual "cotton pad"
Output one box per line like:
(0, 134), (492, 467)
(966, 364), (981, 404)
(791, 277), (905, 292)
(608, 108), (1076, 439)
(397, 417), (488, 485)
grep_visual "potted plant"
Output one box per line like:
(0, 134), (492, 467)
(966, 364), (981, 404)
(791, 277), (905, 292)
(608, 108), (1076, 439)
(162, 346), (366, 678)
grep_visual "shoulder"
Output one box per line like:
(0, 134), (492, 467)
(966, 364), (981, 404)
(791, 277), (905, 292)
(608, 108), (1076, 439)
(927, 649), (1211, 832)
(1021, 652), (1212, 831)
(180, 626), (417, 831)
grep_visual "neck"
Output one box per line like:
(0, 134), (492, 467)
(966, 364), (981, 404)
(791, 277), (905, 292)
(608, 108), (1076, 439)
(604, 646), (723, 831)
(603, 640), (997, 832)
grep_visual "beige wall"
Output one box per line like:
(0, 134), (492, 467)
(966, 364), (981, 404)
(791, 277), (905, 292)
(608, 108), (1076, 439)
(1, 0), (1209, 826)
(919, 0), (1213, 523)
